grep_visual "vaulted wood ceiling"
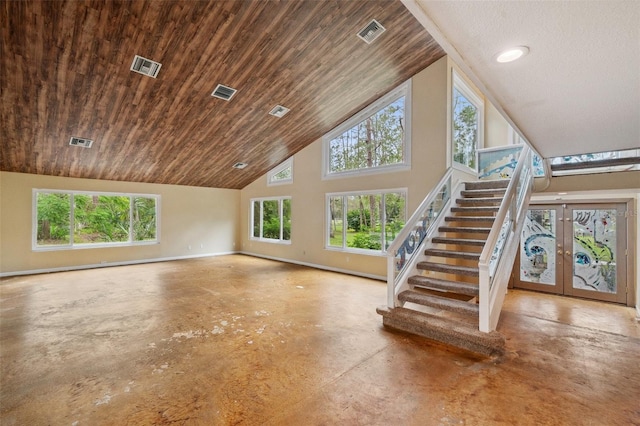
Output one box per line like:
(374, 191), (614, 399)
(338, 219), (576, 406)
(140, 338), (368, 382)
(0, 0), (444, 189)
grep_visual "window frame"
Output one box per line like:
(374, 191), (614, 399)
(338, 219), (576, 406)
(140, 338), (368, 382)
(451, 71), (484, 173)
(267, 157), (294, 186)
(249, 196), (292, 244)
(322, 81), (412, 180)
(32, 189), (160, 251)
(325, 188), (407, 256)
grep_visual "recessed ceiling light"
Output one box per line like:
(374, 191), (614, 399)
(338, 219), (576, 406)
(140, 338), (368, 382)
(495, 46), (529, 63)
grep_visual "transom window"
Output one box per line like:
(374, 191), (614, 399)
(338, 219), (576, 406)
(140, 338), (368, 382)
(33, 190), (159, 250)
(250, 197), (291, 243)
(267, 157), (293, 186)
(323, 82), (411, 178)
(327, 189), (406, 254)
(452, 72), (483, 171)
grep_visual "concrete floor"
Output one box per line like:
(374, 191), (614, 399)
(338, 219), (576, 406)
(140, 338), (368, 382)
(1, 254), (638, 425)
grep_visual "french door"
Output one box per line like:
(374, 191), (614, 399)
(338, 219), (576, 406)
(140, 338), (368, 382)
(515, 203), (628, 304)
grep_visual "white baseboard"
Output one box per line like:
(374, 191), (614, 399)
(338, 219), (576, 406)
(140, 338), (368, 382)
(239, 251), (386, 281)
(0, 251), (239, 278)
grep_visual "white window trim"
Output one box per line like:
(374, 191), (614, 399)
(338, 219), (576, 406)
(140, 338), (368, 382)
(322, 80), (412, 180)
(451, 71), (484, 174)
(267, 157), (294, 186)
(249, 196), (292, 244)
(325, 188), (407, 255)
(32, 189), (160, 251)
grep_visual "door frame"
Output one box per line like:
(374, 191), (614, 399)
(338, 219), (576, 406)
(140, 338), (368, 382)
(514, 198), (636, 307)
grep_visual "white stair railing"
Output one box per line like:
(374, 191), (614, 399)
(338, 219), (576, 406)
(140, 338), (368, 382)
(386, 169), (454, 308)
(478, 145), (533, 332)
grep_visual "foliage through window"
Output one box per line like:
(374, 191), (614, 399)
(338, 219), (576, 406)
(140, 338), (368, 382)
(452, 72), (483, 171)
(324, 82), (410, 177)
(251, 197), (291, 242)
(34, 190), (158, 249)
(267, 157), (293, 186)
(327, 190), (406, 253)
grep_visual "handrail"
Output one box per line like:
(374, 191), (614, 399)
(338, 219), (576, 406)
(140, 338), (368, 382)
(478, 145), (533, 332)
(386, 168), (453, 307)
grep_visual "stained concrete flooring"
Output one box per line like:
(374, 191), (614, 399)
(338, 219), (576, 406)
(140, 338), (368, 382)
(1, 254), (638, 425)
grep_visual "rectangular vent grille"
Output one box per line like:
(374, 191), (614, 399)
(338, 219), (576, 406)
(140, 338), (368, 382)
(232, 162), (248, 169)
(212, 84), (238, 101)
(268, 105), (290, 118)
(69, 136), (93, 148)
(130, 55), (162, 78)
(357, 19), (386, 44)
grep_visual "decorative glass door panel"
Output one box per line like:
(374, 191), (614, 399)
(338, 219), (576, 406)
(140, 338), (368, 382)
(516, 203), (627, 304)
(516, 206), (563, 294)
(563, 204), (627, 303)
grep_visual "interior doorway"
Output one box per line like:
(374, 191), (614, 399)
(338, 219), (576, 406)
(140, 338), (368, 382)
(515, 202), (628, 304)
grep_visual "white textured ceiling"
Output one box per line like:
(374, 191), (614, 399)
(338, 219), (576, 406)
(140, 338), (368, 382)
(409, 0), (640, 158)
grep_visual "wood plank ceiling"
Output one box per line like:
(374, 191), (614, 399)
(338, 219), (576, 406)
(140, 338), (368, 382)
(0, 0), (444, 189)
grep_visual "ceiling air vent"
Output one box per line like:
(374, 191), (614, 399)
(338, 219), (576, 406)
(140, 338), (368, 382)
(211, 84), (238, 101)
(69, 136), (93, 148)
(130, 55), (162, 78)
(357, 19), (386, 44)
(268, 105), (290, 118)
(232, 162), (248, 169)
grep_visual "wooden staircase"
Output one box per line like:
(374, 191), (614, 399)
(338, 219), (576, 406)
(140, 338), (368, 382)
(377, 180), (510, 356)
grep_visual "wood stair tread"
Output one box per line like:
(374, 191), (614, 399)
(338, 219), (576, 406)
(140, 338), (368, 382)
(376, 306), (505, 357)
(408, 276), (479, 296)
(417, 261), (479, 276)
(424, 248), (480, 260)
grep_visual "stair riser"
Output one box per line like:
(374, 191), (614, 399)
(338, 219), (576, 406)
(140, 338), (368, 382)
(445, 217), (496, 223)
(451, 207), (499, 213)
(417, 263), (479, 277)
(456, 199), (502, 206)
(399, 293), (479, 316)
(424, 249), (480, 260)
(432, 238), (486, 247)
(438, 227), (490, 234)
(407, 276), (479, 296)
(465, 181), (509, 190)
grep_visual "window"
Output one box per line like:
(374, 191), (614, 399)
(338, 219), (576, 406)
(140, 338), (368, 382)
(33, 190), (159, 250)
(267, 157), (293, 186)
(452, 72), (483, 171)
(327, 189), (406, 254)
(323, 82), (411, 178)
(250, 197), (291, 243)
